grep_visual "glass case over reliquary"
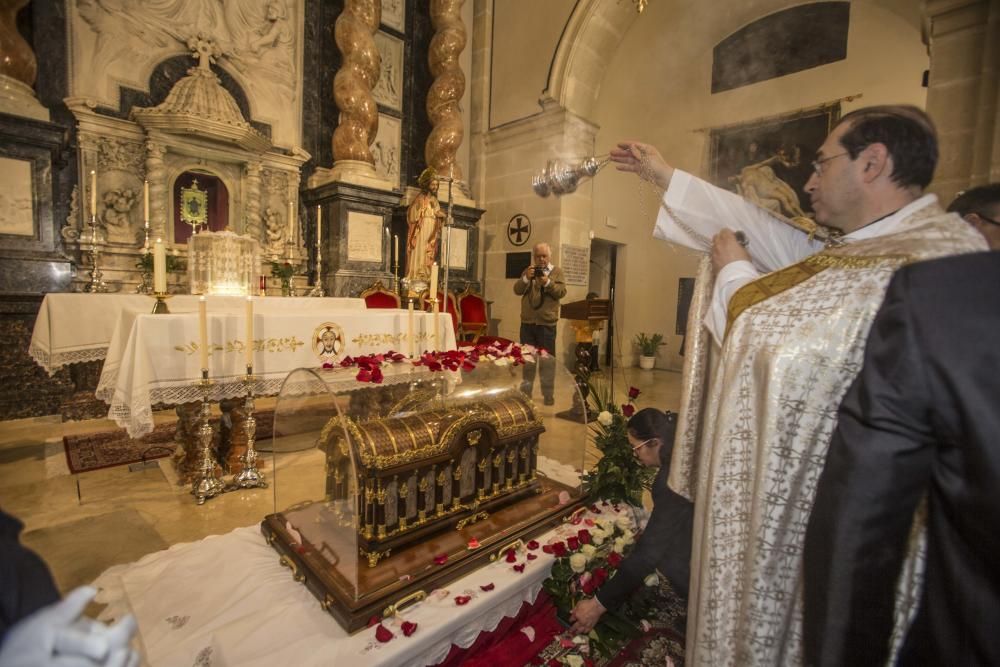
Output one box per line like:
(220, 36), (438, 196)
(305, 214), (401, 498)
(261, 358), (588, 632)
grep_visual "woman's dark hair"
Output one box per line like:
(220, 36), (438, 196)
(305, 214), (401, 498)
(627, 408), (678, 462)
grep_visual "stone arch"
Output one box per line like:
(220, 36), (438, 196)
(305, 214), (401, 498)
(542, 0), (642, 122)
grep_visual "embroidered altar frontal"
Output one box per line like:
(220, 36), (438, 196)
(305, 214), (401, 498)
(323, 391), (545, 563)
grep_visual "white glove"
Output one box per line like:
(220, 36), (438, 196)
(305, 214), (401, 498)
(0, 586), (139, 667)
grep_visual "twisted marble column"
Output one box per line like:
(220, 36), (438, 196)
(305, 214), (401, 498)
(332, 0), (381, 164)
(245, 161), (263, 240)
(426, 0), (467, 180)
(144, 140), (168, 239)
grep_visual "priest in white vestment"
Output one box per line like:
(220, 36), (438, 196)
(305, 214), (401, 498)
(610, 105), (987, 666)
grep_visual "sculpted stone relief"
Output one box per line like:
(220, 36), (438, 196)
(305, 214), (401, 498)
(71, 0), (302, 149)
(372, 114), (401, 189)
(373, 31), (403, 112)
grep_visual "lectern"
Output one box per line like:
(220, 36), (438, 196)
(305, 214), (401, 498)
(558, 298), (611, 422)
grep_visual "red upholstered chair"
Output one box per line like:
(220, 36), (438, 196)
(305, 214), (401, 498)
(420, 289), (461, 337)
(359, 280), (401, 309)
(456, 285), (488, 344)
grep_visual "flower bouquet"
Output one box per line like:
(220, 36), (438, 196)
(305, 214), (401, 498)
(541, 507), (658, 661)
(582, 381), (655, 506)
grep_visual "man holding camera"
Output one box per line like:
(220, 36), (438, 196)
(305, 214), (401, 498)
(514, 242), (567, 406)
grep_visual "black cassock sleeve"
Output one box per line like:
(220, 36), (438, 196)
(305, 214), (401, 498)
(802, 270), (937, 667)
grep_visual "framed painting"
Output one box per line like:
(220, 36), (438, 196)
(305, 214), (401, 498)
(710, 104), (840, 219)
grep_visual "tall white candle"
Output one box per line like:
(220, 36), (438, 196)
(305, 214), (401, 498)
(90, 170), (97, 218)
(288, 200), (295, 245)
(153, 238), (167, 293)
(393, 234), (399, 270)
(316, 205), (322, 246)
(198, 296), (209, 371)
(245, 296), (254, 369)
(407, 298), (415, 358)
(429, 261), (438, 299)
(143, 180), (149, 222)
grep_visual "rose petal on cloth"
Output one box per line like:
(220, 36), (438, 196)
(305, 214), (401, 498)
(527, 553), (537, 561)
(479, 583), (495, 592)
(505, 548), (518, 563)
(401, 621), (418, 637)
(520, 626), (536, 642)
(454, 595), (471, 606)
(527, 540), (540, 550)
(513, 563), (526, 573)
(375, 624), (394, 642)
(367, 615), (381, 628)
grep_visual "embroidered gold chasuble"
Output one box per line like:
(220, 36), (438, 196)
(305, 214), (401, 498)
(671, 204), (986, 666)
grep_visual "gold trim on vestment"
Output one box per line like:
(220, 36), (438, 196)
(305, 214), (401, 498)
(725, 251), (912, 337)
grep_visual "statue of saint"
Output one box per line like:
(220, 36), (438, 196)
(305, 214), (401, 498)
(405, 168), (445, 282)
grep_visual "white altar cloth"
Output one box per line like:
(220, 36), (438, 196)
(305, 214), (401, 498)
(92, 502), (624, 667)
(96, 308), (456, 438)
(28, 294), (366, 374)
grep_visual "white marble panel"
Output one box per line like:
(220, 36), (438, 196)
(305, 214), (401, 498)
(0, 157), (34, 236)
(347, 211), (384, 263)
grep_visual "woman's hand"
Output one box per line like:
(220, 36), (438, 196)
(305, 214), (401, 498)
(609, 141), (674, 190)
(569, 596), (606, 635)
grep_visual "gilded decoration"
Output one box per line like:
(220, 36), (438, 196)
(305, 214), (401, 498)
(173, 336), (304, 356)
(313, 322), (347, 361)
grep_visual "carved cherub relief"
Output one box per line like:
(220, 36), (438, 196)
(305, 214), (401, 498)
(263, 206), (286, 256)
(101, 187), (138, 243)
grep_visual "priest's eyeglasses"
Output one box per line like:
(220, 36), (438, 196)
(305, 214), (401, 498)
(631, 438), (656, 454)
(811, 152), (850, 175)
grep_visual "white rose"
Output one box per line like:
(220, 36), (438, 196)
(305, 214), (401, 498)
(615, 516), (632, 532)
(569, 552), (588, 573)
(597, 518), (615, 533)
(591, 531), (605, 546)
(581, 544), (597, 560)
(621, 532), (635, 547)
(566, 656), (584, 667)
(613, 537), (626, 553)
(643, 573), (659, 587)
(597, 411), (613, 426)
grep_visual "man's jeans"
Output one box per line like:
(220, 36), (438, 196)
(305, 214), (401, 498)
(519, 323), (556, 402)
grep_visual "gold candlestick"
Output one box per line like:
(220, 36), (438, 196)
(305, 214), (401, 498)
(150, 292), (171, 314)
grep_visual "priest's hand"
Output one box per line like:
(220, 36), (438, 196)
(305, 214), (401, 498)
(610, 141), (674, 190)
(711, 228), (752, 273)
(569, 596), (606, 635)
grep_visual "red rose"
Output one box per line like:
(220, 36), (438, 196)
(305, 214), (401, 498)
(401, 620), (418, 637)
(505, 548), (518, 563)
(607, 552), (623, 568)
(622, 403), (635, 417)
(581, 579), (596, 595)
(577, 529), (592, 545)
(542, 544), (553, 554)
(375, 624), (394, 642)
(527, 540), (540, 550)
(550, 541), (568, 558)
(592, 567), (608, 586)
(628, 386), (641, 400)
(566, 536), (580, 551)
(480, 583), (495, 592)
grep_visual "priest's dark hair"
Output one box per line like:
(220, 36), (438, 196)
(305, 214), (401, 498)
(627, 408), (678, 463)
(837, 105), (938, 190)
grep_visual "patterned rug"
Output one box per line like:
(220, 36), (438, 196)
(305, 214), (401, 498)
(62, 409), (276, 474)
(63, 422), (177, 474)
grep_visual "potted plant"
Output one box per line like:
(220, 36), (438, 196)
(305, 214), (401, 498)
(634, 332), (665, 370)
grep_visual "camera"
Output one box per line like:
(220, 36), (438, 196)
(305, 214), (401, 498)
(533, 266), (545, 278)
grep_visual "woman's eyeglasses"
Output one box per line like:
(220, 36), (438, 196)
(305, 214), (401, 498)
(631, 438), (656, 454)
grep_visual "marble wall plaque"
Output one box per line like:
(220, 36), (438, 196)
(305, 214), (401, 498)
(382, 0), (405, 32)
(560, 244), (589, 286)
(373, 32), (403, 111)
(373, 114), (401, 189)
(445, 226), (468, 270)
(0, 157), (34, 237)
(347, 211), (384, 263)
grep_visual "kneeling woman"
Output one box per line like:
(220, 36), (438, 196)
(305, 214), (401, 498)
(569, 408), (694, 634)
